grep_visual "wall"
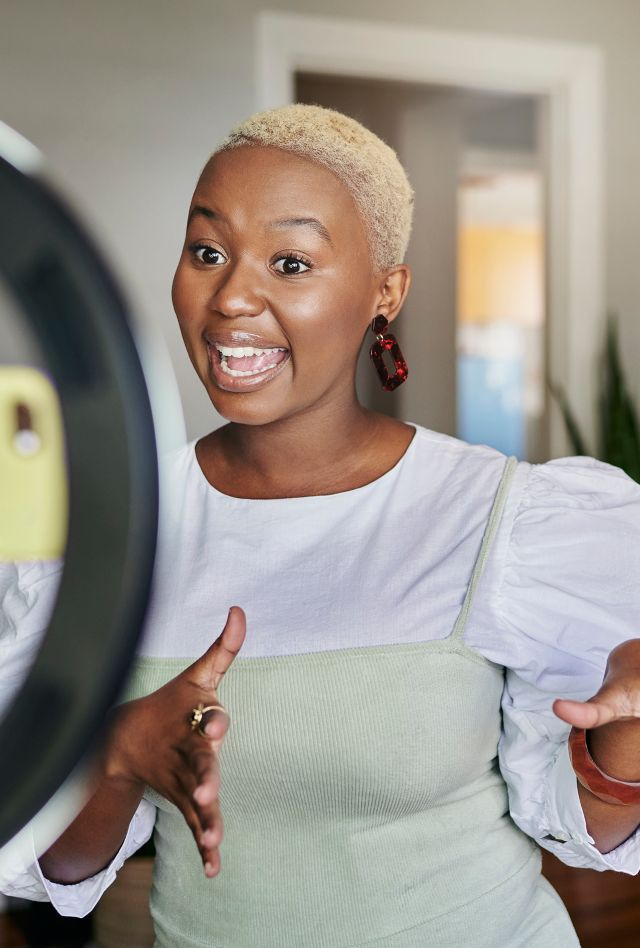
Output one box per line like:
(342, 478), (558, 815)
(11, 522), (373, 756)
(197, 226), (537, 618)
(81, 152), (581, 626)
(1, 0), (257, 440)
(2, 0), (639, 441)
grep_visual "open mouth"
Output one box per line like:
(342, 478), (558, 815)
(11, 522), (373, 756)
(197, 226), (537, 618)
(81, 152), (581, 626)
(215, 344), (289, 377)
(206, 342), (291, 390)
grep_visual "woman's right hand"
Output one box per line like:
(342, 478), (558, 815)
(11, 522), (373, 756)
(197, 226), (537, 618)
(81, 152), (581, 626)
(101, 605), (246, 877)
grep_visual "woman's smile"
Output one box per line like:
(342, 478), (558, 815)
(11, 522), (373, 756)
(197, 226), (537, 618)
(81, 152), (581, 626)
(206, 337), (291, 392)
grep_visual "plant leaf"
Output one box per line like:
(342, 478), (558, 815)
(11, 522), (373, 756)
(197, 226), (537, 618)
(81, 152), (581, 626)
(599, 315), (640, 482)
(547, 376), (589, 457)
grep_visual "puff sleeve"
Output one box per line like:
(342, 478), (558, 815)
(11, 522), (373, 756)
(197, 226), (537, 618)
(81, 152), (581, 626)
(0, 560), (156, 916)
(471, 455), (640, 873)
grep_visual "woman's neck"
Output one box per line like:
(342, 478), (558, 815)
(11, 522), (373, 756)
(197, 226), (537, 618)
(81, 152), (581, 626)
(196, 402), (414, 500)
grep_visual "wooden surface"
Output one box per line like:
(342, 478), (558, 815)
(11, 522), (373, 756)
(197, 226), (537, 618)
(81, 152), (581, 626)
(542, 850), (640, 947)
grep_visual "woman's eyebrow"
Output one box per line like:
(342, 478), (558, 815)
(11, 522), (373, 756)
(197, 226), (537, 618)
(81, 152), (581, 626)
(188, 204), (224, 225)
(267, 217), (333, 246)
(187, 207), (333, 247)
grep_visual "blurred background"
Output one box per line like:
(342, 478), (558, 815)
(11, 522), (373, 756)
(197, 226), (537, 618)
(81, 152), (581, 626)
(1, 1), (640, 946)
(3, 0), (639, 463)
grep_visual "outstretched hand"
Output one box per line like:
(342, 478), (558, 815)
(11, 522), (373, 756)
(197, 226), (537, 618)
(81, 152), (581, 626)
(104, 605), (246, 877)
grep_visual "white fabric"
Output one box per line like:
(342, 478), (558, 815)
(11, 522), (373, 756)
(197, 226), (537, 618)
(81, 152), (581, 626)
(2, 422), (640, 916)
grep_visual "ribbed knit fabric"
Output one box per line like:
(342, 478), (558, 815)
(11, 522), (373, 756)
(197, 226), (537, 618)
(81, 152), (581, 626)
(122, 456), (579, 947)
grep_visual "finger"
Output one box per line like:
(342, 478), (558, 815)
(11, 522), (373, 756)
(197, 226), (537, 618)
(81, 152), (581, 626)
(176, 742), (220, 816)
(169, 781), (222, 874)
(190, 606), (246, 690)
(201, 706), (231, 745)
(204, 847), (221, 878)
(180, 779), (224, 872)
(187, 743), (222, 810)
(199, 799), (224, 854)
(187, 782), (224, 853)
(167, 784), (206, 854)
(553, 697), (620, 729)
(189, 760), (224, 873)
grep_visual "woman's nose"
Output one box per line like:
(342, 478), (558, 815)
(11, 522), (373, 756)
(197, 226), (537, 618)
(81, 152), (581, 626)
(209, 259), (264, 319)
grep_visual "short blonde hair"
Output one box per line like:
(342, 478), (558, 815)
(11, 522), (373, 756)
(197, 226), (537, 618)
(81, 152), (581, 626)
(212, 103), (414, 272)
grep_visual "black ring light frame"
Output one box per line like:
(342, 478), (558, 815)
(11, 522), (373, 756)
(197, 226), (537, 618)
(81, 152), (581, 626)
(0, 147), (159, 848)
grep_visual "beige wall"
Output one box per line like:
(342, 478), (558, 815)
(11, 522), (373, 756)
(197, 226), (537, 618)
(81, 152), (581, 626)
(2, 0), (639, 439)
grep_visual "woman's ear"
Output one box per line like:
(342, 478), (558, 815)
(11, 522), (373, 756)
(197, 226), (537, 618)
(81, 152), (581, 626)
(374, 265), (411, 324)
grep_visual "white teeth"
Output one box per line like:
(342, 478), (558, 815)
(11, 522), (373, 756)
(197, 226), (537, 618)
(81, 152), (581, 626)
(220, 361), (279, 377)
(215, 344), (287, 357)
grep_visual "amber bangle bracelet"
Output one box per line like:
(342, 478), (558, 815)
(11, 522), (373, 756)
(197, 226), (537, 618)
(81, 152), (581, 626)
(568, 726), (640, 806)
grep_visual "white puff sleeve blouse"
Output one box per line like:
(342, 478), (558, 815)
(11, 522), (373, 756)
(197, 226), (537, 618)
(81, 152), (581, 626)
(466, 453), (640, 873)
(1, 428), (639, 919)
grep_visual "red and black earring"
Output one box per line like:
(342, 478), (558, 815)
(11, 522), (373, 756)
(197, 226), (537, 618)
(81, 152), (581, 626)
(369, 315), (409, 391)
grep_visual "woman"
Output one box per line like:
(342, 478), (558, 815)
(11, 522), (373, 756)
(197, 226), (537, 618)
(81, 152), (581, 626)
(2, 103), (640, 946)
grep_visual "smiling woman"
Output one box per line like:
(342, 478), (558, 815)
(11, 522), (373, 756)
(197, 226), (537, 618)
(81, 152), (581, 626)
(3, 104), (640, 948)
(170, 122), (416, 495)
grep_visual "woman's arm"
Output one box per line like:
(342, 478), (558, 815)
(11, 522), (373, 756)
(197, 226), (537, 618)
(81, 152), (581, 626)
(577, 781), (640, 854)
(37, 769), (145, 884)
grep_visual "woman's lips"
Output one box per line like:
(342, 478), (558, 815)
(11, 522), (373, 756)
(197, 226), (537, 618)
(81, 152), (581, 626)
(206, 342), (291, 392)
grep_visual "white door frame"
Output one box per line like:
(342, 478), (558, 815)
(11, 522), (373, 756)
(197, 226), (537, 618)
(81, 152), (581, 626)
(256, 10), (605, 459)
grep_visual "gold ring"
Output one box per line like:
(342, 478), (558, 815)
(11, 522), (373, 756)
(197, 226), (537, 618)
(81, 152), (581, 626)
(190, 703), (227, 738)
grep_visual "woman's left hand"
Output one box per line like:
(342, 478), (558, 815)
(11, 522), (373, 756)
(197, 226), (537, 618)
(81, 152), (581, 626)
(553, 639), (640, 781)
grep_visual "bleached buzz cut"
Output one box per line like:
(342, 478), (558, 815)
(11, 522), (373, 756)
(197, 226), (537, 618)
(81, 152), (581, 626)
(212, 103), (415, 273)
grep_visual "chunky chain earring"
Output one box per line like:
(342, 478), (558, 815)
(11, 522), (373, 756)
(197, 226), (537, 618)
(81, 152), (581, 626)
(369, 315), (409, 391)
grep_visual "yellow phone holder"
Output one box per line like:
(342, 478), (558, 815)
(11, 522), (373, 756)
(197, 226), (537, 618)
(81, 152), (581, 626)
(0, 365), (68, 560)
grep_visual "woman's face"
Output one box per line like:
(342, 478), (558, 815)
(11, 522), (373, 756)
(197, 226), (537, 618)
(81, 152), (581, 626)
(172, 144), (400, 426)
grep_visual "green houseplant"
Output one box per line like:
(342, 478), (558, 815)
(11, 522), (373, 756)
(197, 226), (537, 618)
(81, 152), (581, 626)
(548, 314), (640, 483)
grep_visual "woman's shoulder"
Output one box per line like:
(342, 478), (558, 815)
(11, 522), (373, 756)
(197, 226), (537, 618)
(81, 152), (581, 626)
(407, 422), (503, 455)
(406, 422), (640, 507)
(501, 453), (640, 612)
(404, 427), (640, 615)
(160, 437), (198, 474)
(406, 422), (508, 469)
(401, 423), (511, 499)
(519, 452), (640, 510)
(158, 437), (202, 499)
(465, 449), (640, 679)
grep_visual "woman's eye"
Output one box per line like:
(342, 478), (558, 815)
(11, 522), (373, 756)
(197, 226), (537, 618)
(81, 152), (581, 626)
(273, 255), (311, 276)
(190, 244), (226, 266)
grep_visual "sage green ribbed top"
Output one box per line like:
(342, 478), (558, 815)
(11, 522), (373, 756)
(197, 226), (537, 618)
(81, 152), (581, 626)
(122, 455), (578, 947)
